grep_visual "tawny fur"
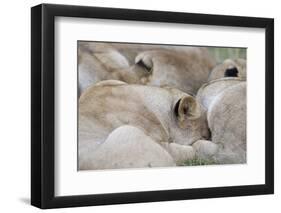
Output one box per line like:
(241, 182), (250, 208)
(79, 81), (209, 170)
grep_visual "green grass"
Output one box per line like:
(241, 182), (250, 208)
(208, 47), (246, 63)
(179, 158), (217, 166)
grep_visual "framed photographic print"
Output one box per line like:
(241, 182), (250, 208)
(31, 3), (274, 209)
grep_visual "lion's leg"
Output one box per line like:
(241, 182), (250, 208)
(160, 142), (196, 164)
(192, 140), (218, 160)
(79, 125), (175, 170)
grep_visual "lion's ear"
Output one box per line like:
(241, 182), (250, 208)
(135, 52), (153, 72)
(224, 66), (238, 77)
(174, 96), (201, 128)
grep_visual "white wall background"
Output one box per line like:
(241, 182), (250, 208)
(0, 0), (279, 212)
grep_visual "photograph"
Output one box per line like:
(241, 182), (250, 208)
(30, 3), (274, 209)
(78, 41), (247, 170)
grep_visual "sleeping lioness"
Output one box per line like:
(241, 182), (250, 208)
(79, 80), (213, 170)
(78, 43), (216, 96)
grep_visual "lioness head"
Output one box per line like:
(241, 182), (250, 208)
(170, 93), (210, 145)
(129, 49), (215, 95)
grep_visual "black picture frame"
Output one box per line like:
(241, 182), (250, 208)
(31, 3), (274, 209)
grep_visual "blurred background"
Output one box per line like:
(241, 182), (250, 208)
(79, 41), (246, 65)
(208, 47), (246, 62)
